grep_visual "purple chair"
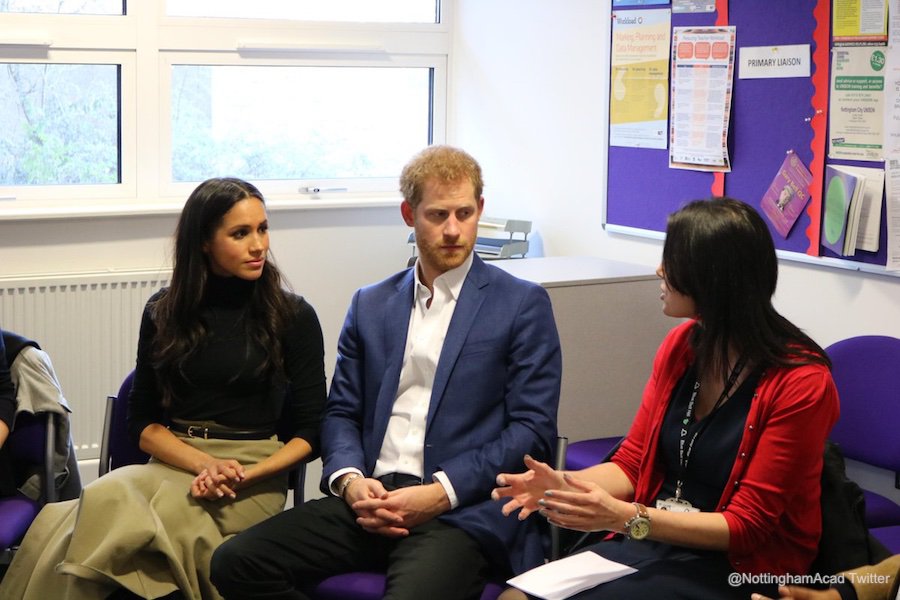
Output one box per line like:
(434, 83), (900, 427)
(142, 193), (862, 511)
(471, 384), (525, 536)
(0, 411), (56, 566)
(313, 575), (503, 600)
(564, 436), (623, 471)
(826, 336), (900, 529)
(99, 371), (148, 476)
(870, 525), (900, 554)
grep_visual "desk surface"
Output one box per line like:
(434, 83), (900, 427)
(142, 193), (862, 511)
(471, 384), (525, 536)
(491, 256), (658, 288)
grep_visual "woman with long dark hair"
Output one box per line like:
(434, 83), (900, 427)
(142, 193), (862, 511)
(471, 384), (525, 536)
(494, 198), (839, 599)
(1, 177), (326, 599)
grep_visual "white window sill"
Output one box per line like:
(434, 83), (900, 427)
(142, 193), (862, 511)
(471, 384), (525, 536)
(0, 193), (402, 221)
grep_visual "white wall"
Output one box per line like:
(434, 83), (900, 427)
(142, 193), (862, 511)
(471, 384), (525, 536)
(449, 0), (900, 348)
(0, 207), (410, 376)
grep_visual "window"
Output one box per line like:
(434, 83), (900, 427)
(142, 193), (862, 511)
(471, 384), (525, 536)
(0, 0), (448, 216)
(0, 0), (122, 16)
(165, 62), (433, 196)
(166, 0), (439, 24)
(1, 63), (120, 186)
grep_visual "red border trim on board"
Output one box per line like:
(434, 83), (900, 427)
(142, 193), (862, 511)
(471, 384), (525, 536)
(711, 0), (729, 197)
(805, 0), (830, 256)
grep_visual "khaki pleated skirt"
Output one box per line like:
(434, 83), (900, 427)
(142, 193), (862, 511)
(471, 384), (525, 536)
(0, 434), (287, 600)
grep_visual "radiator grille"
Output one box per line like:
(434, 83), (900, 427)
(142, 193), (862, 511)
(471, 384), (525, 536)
(0, 270), (170, 459)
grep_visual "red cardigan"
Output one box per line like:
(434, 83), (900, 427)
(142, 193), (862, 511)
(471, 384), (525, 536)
(611, 320), (839, 575)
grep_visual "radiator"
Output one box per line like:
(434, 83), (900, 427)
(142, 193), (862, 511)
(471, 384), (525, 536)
(0, 270), (171, 459)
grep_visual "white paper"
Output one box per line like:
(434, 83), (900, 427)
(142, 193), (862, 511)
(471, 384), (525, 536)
(507, 552), (637, 600)
(885, 158), (900, 270)
(672, 0), (715, 13)
(891, 0), (900, 46)
(887, 1), (900, 269)
(739, 45), (811, 79)
(885, 2), (900, 158)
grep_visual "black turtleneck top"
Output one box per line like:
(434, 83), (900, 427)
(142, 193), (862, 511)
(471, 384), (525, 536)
(126, 275), (325, 455)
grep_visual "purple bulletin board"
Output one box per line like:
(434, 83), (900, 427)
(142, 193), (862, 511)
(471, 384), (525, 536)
(605, 0), (892, 273)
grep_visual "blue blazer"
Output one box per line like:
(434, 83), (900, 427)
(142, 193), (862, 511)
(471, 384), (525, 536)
(321, 255), (562, 574)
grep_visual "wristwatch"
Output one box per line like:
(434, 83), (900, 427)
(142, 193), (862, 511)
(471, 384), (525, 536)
(337, 473), (362, 499)
(624, 502), (651, 540)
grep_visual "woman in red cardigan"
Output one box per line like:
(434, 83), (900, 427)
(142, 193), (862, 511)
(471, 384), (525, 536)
(494, 198), (839, 599)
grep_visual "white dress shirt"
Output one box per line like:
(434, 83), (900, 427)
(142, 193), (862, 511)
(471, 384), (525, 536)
(329, 253), (473, 509)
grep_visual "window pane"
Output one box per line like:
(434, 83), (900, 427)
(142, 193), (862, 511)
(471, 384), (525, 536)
(167, 0), (438, 23)
(0, 0), (122, 15)
(171, 65), (431, 184)
(0, 64), (120, 185)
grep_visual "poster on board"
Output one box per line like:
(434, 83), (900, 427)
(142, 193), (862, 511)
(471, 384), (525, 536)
(760, 152), (813, 238)
(829, 46), (886, 161)
(609, 9), (672, 149)
(669, 27), (736, 171)
(833, 0), (888, 45)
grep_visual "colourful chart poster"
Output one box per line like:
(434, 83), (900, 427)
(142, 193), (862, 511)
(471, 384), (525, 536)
(760, 152), (814, 238)
(669, 27), (736, 171)
(609, 9), (672, 149)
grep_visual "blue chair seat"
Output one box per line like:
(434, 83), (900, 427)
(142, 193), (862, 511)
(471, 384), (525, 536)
(313, 572), (385, 599)
(1, 411), (56, 565)
(565, 436), (622, 471)
(870, 525), (900, 555)
(826, 336), (900, 531)
(313, 573), (503, 600)
(863, 490), (900, 529)
(0, 495), (41, 549)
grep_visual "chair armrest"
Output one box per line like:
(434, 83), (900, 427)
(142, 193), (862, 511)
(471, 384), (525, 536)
(42, 412), (56, 504)
(98, 396), (115, 477)
(289, 460), (308, 507)
(550, 436), (568, 561)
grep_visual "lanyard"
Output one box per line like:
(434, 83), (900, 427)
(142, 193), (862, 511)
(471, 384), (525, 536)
(675, 356), (747, 501)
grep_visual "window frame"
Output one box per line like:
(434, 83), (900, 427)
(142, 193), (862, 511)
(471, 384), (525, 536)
(158, 52), (446, 203)
(0, 1), (450, 219)
(0, 49), (137, 203)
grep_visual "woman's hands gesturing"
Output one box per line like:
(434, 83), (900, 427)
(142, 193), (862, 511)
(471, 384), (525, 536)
(493, 454), (632, 533)
(491, 454), (569, 520)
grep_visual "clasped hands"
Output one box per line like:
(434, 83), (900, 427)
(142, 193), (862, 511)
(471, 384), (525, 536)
(491, 454), (626, 533)
(343, 477), (450, 538)
(191, 458), (246, 500)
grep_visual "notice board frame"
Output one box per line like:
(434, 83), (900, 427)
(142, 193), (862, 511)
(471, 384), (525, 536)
(604, 0), (898, 278)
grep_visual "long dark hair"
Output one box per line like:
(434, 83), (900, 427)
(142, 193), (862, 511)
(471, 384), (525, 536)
(662, 197), (830, 381)
(150, 177), (293, 407)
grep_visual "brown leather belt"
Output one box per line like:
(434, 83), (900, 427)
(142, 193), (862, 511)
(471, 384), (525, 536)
(377, 473), (423, 490)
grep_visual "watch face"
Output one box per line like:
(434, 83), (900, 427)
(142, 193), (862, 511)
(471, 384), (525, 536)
(630, 518), (651, 540)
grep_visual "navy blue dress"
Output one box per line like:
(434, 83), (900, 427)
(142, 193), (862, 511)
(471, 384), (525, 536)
(551, 366), (779, 600)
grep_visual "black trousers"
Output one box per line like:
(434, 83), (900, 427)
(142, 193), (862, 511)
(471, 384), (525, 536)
(0, 447), (15, 497)
(210, 495), (491, 600)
